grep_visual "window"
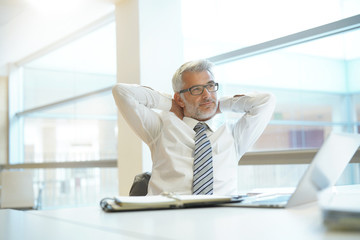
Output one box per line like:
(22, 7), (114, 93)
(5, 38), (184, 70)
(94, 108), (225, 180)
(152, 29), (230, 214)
(182, 0), (360, 60)
(8, 19), (118, 209)
(32, 168), (117, 209)
(222, 27), (360, 190)
(216, 28), (360, 150)
(21, 68), (117, 163)
(7, 1), (360, 207)
(182, 1), (360, 191)
(11, 21), (117, 164)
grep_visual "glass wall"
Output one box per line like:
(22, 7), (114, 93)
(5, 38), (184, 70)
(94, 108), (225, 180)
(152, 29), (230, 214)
(14, 22), (117, 164)
(30, 168), (117, 209)
(237, 163), (359, 192)
(8, 20), (118, 209)
(22, 69), (117, 163)
(181, 1), (360, 191)
(222, 28), (360, 191)
(8, 1), (360, 207)
(216, 28), (360, 150)
(182, 0), (360, 60)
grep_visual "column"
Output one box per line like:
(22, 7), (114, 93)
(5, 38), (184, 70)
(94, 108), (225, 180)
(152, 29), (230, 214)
(115, 0), (183, 195)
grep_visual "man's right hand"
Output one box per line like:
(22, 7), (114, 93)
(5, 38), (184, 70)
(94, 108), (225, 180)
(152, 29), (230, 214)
(170, 99), (184, 120)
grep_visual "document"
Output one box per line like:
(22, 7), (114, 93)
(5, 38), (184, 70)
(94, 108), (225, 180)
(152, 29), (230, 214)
(100, 193), (241, 212)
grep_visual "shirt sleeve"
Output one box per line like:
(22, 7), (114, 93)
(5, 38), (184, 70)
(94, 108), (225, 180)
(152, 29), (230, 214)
(112, 83), (172, 145)
(219, 92), (276, 158)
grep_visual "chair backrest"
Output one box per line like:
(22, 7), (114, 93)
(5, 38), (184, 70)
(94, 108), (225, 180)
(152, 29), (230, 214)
(0, 170), (35, 209)
(129, 172), (151, 196)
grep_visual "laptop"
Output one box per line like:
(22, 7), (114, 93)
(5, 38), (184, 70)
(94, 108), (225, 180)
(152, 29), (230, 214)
(227, 132), (360, 208)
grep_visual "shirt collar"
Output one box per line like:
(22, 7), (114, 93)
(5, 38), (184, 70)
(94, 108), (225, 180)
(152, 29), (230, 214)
(183, 117), (215, 132)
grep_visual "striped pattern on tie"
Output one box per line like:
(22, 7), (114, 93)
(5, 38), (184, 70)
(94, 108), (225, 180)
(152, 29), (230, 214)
(192, 122), (213, 195)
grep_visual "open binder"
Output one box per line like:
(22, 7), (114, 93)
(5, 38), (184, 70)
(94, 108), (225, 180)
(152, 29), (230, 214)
(100, 193), (242, 212)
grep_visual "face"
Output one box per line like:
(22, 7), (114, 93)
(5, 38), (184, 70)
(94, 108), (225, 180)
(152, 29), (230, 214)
(176, 71), (218, 121)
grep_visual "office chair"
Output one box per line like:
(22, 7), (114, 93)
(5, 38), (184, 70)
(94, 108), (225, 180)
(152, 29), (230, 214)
(129, 172), (151, 196)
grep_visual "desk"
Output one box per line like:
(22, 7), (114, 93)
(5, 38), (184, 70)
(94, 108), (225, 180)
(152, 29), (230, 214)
(1, 203), (359, 240)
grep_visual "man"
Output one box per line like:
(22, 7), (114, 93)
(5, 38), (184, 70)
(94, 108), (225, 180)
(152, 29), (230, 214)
(112, 59), (275, 195)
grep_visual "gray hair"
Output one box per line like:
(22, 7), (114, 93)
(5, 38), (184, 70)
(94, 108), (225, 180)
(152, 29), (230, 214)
(172, 59), (214, 92)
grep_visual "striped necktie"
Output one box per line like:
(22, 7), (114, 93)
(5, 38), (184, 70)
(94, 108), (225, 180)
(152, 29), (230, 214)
(192, 122), (213, 195)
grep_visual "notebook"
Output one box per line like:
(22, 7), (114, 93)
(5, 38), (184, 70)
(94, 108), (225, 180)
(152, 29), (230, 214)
(225, 132), (360, 208)
(100, 193), (241, 212)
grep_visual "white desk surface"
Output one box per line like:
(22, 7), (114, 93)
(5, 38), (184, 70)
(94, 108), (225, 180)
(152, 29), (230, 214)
(1, 202), (359, 240)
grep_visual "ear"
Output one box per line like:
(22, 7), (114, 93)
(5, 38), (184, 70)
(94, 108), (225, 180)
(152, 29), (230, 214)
(174, 92), (185, 108)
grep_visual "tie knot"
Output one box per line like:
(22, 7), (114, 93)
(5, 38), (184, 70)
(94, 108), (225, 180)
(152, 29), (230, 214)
(194, 122), (207, 133)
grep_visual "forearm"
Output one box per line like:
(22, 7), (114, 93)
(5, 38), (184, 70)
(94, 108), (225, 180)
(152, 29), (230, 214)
(221, 92), (276, 157)
(112, 83), (172, 144)
(219, 92), (275, 115)
(112, 83), (172, 111)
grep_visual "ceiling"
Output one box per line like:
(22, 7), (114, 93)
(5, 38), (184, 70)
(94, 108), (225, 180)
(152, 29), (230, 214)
(26, 21), (117, 75)
(0, 0), (118, 27)
(1, 0), (359, 76)
(0, 0), (116, 75)
(0, 0), (27, 26)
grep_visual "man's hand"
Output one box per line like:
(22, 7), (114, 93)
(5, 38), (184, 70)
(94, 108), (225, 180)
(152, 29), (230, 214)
(170, 99), (184, 120)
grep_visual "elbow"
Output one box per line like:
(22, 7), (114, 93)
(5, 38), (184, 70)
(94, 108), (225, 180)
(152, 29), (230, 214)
(252, 92), (276, 115)
(112, 83), (131, 107)
(112, 83), (122, 97)
(257, 92), (276, 108)
(112, 83), (132, 100)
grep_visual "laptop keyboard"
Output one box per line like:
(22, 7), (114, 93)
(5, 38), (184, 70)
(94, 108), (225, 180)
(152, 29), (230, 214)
(250, 194), (291, 204)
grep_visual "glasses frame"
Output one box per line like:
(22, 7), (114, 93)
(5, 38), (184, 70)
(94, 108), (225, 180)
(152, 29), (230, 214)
(179, 82), (219, 95)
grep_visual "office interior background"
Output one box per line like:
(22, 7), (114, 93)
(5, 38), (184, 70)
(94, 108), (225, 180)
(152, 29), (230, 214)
(0, 0), (359, 209)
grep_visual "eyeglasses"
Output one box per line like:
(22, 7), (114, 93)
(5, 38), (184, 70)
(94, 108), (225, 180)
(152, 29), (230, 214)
(179, 82), (219, 95)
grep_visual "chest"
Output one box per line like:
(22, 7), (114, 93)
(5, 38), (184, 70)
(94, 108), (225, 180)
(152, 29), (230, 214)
(157, 118), (235, 156)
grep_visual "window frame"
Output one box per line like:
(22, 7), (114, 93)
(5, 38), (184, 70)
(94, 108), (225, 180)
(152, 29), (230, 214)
(208, 15), (360, 64)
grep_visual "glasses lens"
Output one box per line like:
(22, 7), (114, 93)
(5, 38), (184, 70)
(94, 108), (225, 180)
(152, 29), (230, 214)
(190, 86), (204, 95)
(206, 83), (217, 91)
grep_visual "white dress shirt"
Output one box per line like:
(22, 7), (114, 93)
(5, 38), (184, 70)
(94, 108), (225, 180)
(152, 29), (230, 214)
(112, 84), (276, 195)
